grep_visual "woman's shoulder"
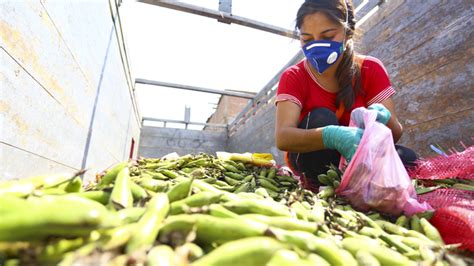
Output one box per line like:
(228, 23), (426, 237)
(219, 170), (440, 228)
(282, 59), (307, 77)
(357, 55), (387, 70)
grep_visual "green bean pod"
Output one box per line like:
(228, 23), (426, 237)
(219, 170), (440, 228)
(101, 223), (136, 250)
(270, 228), (346, 266)
(167, 177), (194, 203)
(223, 199), (291, 217)
(306, 253), (330, 266)
(160, 169), (180, 179)
(342, 237), (412, 266)
(258, 178), (280, 192)
(267, 168), (276, 179)
(419, 218), (444, 245)
(160, 214), (267, 245)
(38, 237), (86, 263)
(139, 178), (168, 192)
(409, 215), (422, 232)
(0, 195), (118, 241)
(98, 162), (128, 188)
(242, 214), (318, 233)
(267, 249), (310, 266)
(130, 180), (149, 201)
(146, 245), (175, 266)
(109, 167), (133, 210)
(224, 172), (244, 180)
(169, 192), (222, 215)
(64, 177), (83, 193)
(69, 191), (110, 205)
(395, 215), (409, 228)
(117, 207), (146, 224)
(234, 182), (251, 193)
(126, 193), (170, 253)
(356, 250), (381, 266)
(191, 237), (286, 266)
(224, 176), (241, 186)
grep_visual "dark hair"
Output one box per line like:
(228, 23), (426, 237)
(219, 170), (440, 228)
(296, 0), (362, 109)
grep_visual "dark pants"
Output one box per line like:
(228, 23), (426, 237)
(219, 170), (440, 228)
(288, 108), (418, 188)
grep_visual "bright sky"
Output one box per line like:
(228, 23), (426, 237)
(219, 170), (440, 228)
(121, 0), (304, 130)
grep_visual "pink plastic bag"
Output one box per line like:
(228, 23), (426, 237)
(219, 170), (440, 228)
(336, 107), (432, 216)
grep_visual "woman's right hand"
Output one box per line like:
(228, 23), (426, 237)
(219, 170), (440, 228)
(322, 125), (364, 162)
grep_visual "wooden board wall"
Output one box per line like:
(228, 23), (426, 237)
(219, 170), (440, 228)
(0, 0), (141, 182)
(357, 0), (474, 156)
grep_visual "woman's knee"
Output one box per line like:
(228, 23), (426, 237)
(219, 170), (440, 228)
(299, 108), (339, 129)
(396, 145), (418, 168)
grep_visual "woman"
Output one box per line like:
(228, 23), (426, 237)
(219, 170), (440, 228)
(275, 0), (417, 190)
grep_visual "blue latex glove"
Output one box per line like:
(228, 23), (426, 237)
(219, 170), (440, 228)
(368, 103), (391, 125)
(322, 125), (364, 162)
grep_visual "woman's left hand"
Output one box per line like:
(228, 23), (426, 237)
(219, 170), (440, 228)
(368, 103), (391, 125)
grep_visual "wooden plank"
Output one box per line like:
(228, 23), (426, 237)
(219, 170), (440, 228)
(360, 0), (439, 55)
(354, 0), (379, 22)
(367, 0), (472, 57)
(400, 108), (474, 157)
(388, 10), (474, 88)
(0, 143), (81, 182)
(0, 48), (87, 169)
(356, 0), (405, 46)
(394, 55), (474, 127)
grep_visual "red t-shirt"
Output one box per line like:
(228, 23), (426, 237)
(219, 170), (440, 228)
(275, 56), (395, 126)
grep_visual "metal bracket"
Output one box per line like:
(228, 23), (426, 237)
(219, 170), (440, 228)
(218, 0), (232, 24)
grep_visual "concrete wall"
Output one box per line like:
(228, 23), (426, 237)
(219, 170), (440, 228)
(0, 0), (140, 182)
(205, 95), (253, 131)
(226, 0), (473, 163)
(139, 127), (227, 158)
(227, 102), (284, 163)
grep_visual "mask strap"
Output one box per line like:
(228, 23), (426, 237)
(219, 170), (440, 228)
(342, 0), (349, 51)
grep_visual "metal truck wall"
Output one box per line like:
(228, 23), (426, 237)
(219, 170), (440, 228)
(139, 127), (227, 158)
(0, 0), (140, 182)
(227, 0), (473, 163)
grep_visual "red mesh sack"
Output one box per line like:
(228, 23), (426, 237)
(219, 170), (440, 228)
(430, 206), (474, 251)
(418, 188), (474, 210)
(409, 145), (474, 180)
(418, 189), (474, 251)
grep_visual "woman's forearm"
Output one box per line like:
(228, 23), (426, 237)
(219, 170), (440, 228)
(386, 116), (403, 143)
(275, 126), (326, 153)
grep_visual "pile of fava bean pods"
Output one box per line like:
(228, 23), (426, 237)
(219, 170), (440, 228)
(0, 153), (471, 265)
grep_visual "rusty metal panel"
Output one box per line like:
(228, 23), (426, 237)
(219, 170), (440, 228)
(0, 48), (87, 172)
(0, 143), (78, 181)
(0, 0), (140, 181)
(40, 0), (113, 88)
(0, 0), (95, 127)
